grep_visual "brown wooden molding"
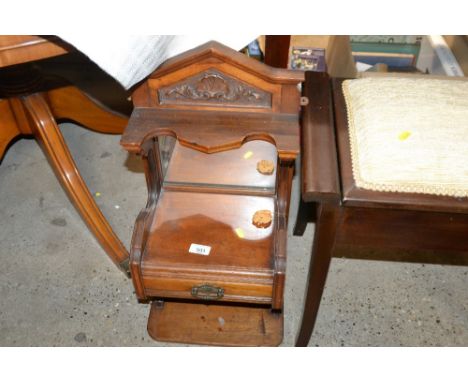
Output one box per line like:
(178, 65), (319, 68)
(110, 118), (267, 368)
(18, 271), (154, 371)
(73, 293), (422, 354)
(150, 40), (304, 84)
(301, 72), (341, 203)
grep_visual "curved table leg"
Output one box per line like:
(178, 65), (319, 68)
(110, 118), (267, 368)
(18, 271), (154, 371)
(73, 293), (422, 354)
(0, 99), (22, 161)
(21, 92), (130, 275)
(295, 203), (339, 346)
(46, 85), (128, 134)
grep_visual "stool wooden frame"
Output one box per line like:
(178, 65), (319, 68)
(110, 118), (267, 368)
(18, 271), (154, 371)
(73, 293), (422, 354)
(294, 71), (468, 346)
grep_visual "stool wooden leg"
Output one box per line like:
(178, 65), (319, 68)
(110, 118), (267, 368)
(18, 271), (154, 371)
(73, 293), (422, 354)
(293, 199), (317, 236)
(295, 203), (339, 346)
(21, 93), (130, 275)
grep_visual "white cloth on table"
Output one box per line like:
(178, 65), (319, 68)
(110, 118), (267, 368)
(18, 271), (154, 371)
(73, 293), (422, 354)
(59, 35), (256, 89)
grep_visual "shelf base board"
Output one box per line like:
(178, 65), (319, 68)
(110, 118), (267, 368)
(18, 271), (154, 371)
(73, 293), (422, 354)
(147, 301), (283, 346)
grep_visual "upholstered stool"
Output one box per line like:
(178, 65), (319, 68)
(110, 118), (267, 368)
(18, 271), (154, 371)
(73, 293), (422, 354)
(294, 72), (468, 346)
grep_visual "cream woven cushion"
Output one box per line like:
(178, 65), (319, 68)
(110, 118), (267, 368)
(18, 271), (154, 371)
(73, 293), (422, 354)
(343, 77), (468, 197)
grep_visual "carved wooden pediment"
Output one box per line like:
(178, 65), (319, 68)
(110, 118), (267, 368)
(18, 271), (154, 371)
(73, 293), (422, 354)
(131, 41), (304, 114)
(158, 69), (272, 108)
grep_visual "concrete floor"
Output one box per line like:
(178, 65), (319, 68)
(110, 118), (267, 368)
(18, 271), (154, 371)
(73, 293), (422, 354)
(0, 122), (467, 346)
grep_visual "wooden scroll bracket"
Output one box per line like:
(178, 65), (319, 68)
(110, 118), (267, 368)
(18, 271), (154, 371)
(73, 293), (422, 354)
(129, 138), (163, 301)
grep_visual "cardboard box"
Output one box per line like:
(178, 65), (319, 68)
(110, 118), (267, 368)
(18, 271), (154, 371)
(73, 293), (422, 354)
(258, 35), (357, 78)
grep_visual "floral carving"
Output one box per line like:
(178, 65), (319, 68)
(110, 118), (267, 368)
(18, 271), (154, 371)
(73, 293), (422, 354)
(158, 70), (271, 107)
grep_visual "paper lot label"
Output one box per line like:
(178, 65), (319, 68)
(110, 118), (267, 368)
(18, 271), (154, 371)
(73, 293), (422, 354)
(189, 243), (211, 256)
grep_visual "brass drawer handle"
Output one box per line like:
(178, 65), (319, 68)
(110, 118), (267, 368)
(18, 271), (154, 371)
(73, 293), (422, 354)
(191, 284), (224, 300)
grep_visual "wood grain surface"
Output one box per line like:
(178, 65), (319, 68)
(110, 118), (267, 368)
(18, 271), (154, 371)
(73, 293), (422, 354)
(142, 190), (275, 303)
(0, 35), (70, 68)
(148, 300), (283, 346)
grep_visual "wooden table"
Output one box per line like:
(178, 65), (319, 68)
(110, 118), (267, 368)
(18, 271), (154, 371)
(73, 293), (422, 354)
(0, 35), (130, 274)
